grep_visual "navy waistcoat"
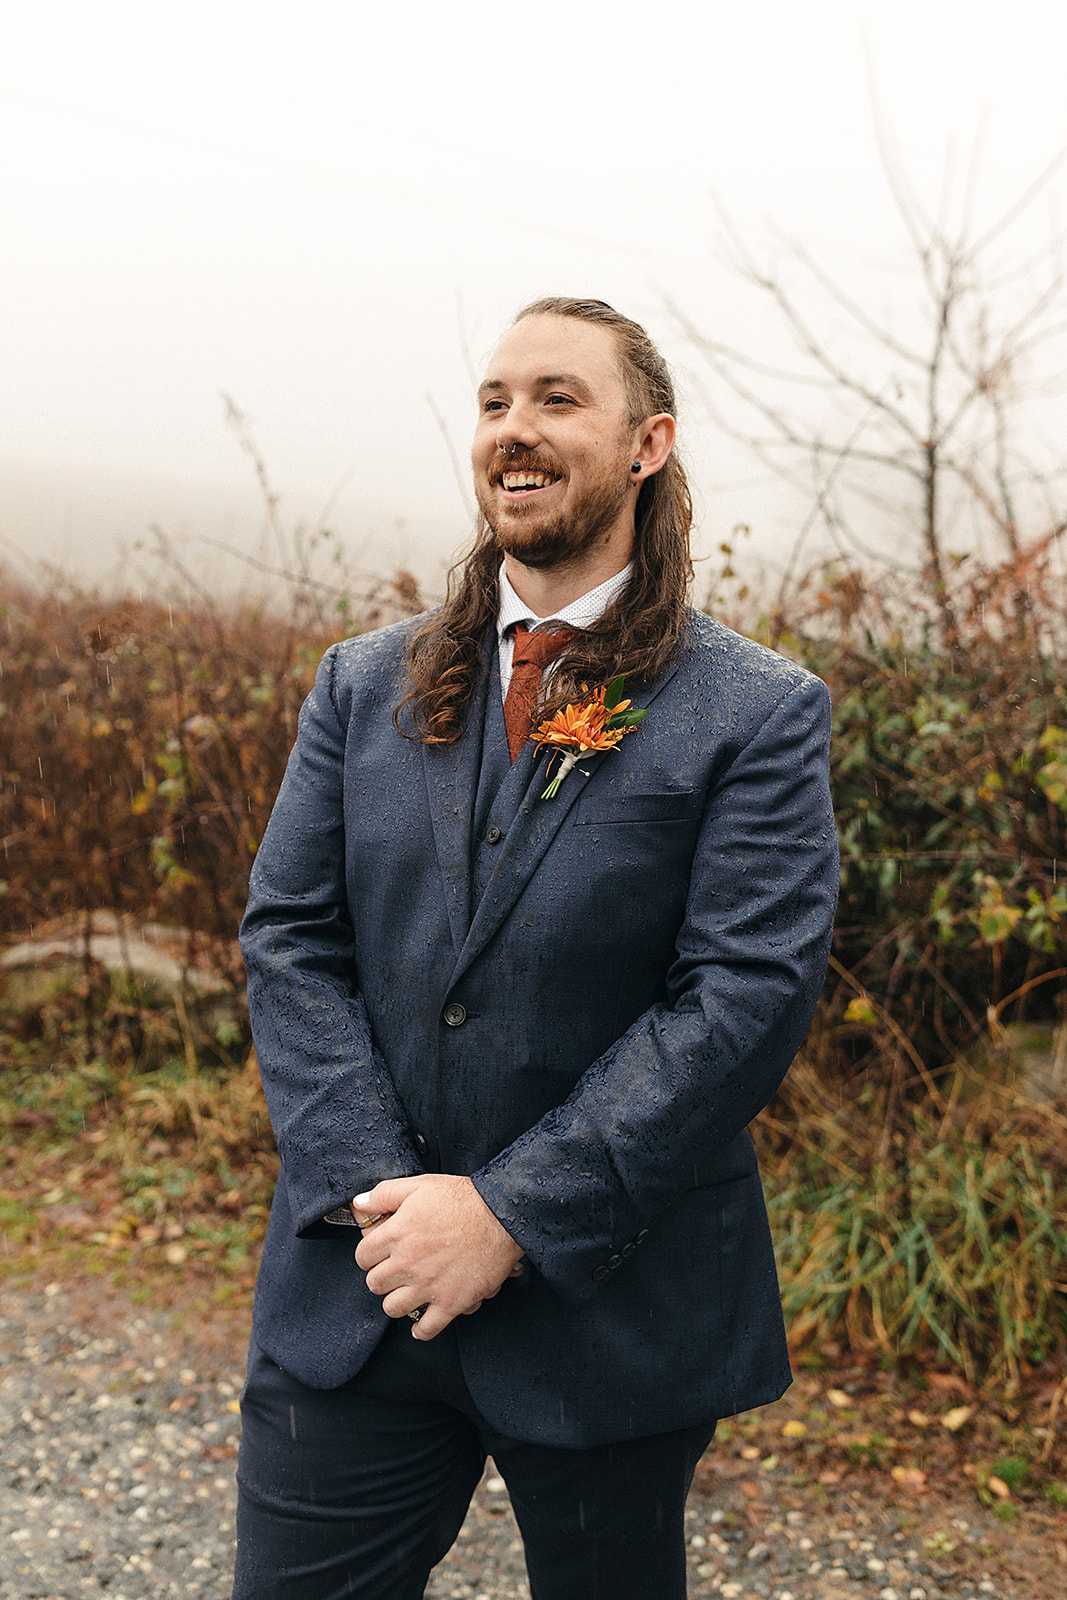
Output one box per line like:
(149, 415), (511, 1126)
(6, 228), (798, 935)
(470, 637), (547, 914)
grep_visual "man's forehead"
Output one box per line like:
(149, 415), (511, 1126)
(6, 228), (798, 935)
(479, 316), (621, 395)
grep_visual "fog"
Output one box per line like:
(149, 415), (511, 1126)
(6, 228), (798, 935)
(4, 0), (1067, 603)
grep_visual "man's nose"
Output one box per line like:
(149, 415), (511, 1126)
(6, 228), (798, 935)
(495, 402), (541, 456)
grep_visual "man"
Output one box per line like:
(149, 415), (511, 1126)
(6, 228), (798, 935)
(231, 296), (840, 1599)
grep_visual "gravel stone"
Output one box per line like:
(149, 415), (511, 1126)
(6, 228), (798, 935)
(0, 1283), (1051, 1598)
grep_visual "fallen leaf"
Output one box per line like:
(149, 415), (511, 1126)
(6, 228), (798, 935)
(987, 1476), (1011, 1499)
(928, 1373), (973, 1396)
(202, 1441), (237, 1459)
(942, 1405), (974, 1432)
(827, 1389), (851, 1407)
(891, 1466), (928, 1489)
(782, 1420), (808, 1438)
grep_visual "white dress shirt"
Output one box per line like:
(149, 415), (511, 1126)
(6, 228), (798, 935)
(495, 557), (633, 703)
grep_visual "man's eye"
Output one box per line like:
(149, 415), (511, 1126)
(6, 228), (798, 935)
(481, 394), (573, 412)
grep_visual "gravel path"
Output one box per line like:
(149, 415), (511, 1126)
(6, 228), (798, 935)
(0, 1280), (1047, 1599)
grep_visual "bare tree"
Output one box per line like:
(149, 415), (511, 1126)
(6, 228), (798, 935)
(663, 66), (1067, 651)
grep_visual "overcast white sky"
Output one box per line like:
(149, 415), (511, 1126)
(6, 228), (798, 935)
(3, 1), (1067, 605)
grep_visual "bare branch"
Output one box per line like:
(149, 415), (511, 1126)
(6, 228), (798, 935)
(764, 225), (928, 370)
(775, 391), (919, 611)
(424, 390), (476, 521)
(454, 288), (480, 391)
(984, 226), (1067, 293)
(306, 464), (357, 540)
(664, 291), (927, 481)
(675, 324), (838, 390)
(721, 249), (927, 449)
(969, 139), (1067, 258)
(861, 28), (937, 267)
(957, 107), (990, 257)
(219, 391), (289, 574)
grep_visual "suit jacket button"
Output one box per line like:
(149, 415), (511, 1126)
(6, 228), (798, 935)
(607, 1253), (622, 1270)
(485, 825), (503, 844)
(635, 1228), (649, 1244)
(592, 1264), (610, 1282)
(442, 1003), (467, 1026)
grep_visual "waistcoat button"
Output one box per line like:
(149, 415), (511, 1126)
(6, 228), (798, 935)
(442, 1002), (467, 1027)
(485, 825), (503, 844)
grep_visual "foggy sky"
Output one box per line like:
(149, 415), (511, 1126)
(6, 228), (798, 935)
(4, 1), (1067, 604)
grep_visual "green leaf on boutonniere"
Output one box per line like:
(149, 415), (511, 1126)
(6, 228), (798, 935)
(603, 674), (627, 710)
(607, 707), (648, 728)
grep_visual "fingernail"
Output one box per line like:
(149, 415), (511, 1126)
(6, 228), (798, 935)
(354, 1193), (371, 1206)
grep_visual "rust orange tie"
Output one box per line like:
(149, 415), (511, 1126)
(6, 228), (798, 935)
(503, 622), (576, 762)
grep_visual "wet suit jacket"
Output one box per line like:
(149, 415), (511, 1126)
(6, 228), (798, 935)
(237, 604), (840, 1448)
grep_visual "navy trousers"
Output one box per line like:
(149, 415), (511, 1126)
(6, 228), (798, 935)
(231, 1316), (718, 1599)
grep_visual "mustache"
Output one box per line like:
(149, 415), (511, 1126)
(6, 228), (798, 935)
(491, 457), (561, 482)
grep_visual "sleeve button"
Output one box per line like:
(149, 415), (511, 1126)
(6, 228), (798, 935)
(621, 1241), (635, 1258)
(635, 1228), (649, 1244)
(592, 1264), (610, 1281)
(413, 1132), (428, 1153)
(607, 1253), (622, 1270)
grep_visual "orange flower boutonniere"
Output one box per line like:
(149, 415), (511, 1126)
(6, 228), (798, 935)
(530, 674), (648, 799)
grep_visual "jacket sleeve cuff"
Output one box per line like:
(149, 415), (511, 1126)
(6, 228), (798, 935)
(470, 1144), (642, 1303)
(288, 1159), (426, 1240)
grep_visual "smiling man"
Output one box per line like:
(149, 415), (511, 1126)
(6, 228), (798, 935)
(231, 296), (840, 1599)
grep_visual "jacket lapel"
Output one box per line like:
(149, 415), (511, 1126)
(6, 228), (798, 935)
(443, 641), (685, 992)
(420, 618), (496, 960)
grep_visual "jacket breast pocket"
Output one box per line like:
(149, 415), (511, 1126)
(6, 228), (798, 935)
(573, 788), (701, 826)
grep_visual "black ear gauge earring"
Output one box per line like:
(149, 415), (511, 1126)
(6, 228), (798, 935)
(631, 461), (641, 473)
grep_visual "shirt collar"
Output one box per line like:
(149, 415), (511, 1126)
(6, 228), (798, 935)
(495, 557), (633, 643)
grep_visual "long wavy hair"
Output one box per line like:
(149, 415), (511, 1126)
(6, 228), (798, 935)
(392, 296), (695, 746)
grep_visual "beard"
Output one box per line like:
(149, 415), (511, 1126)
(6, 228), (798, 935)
(475, 459), (632, 570)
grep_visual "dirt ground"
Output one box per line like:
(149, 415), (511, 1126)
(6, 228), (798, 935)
(1, 1263), (1063, 1600)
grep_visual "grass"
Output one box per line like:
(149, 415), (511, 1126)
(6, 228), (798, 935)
(765, 1054), (1066, 1392)
(0, 969), (274, 1299)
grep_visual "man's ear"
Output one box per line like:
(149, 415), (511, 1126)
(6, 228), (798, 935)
(632, 413), (675, 477)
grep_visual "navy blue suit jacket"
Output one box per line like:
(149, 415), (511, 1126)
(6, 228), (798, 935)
(238, 604), (840, 1447)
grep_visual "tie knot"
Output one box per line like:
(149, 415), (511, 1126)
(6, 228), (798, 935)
(509, 621), (576, 670)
